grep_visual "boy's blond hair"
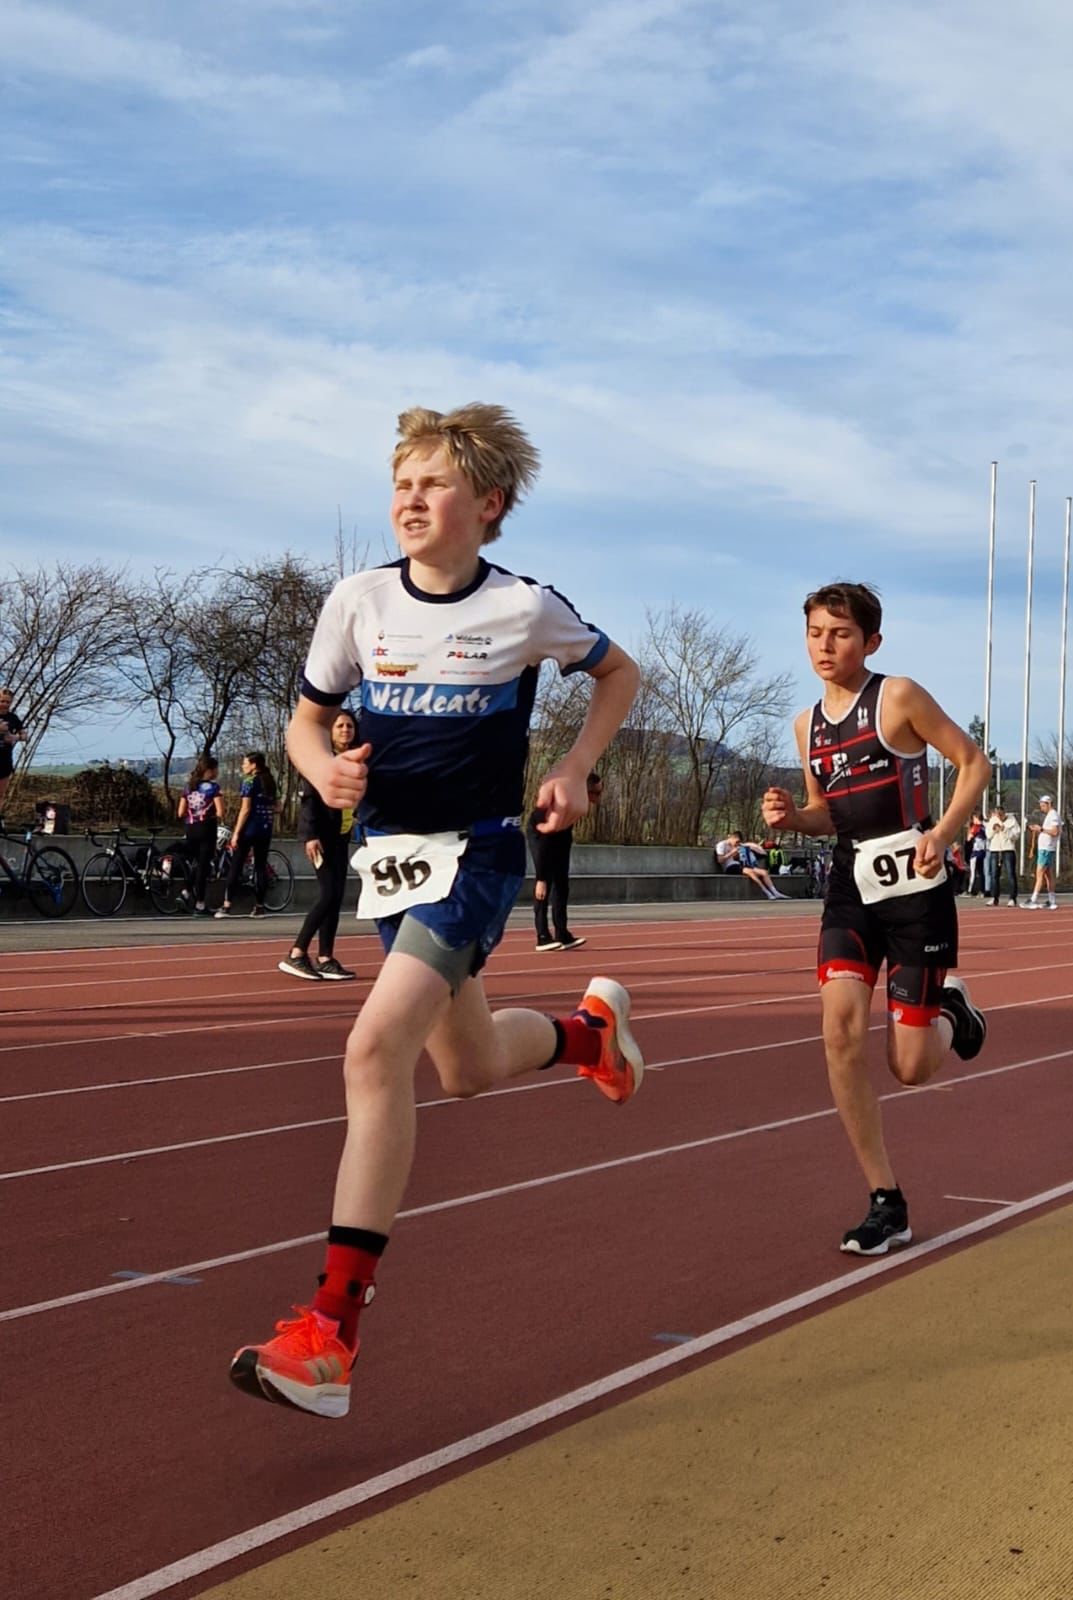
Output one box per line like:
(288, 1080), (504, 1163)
(392, 404), (541, 543)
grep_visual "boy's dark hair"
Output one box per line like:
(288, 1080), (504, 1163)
(803, 581), (882, 639)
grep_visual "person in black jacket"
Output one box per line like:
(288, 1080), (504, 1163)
(278, 711), (360, 980)
(527, 769), (602, 951)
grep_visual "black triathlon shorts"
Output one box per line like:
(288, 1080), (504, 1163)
(818, 866), (958, 1026)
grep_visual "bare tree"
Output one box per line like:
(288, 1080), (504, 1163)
(0, 562), (129, 790)
(115, 570), (196, 807)
(641, 604), (793, 844)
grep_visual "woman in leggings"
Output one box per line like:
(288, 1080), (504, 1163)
(216, 751), (277, 919)
(278, 711), (359, 980)
(177, 753), (225, 915)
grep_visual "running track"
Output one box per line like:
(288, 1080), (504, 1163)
(2, 902), (1071, 1600)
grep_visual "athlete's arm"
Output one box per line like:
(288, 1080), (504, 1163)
(287, 696), (371, 811)
(762, 709), (834, 837)
(534, 641), (639, 833)
(884, 677), (991, 876)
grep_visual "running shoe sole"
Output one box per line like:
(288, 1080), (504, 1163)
(840, 1225), (913, 1257)
(583, 976), (645, 1100)
(535, 942), (563, 952)
(278, 960), (322, 980)
(228, 1349), (350, 1418)
(943, 976), (988, 1060)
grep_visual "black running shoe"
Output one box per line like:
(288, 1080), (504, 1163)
(940, 977), (987, 1061)
(278, 953), (322, 980)
(316, 957), (357, 981)
(559, 934), (587, 950)
(840, 1189), (912, 1256)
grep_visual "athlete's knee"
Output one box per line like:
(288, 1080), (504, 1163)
(342, 1019), (405, 1096)
(435, 1053), (494, 1099)
(887, 1028), (940, 1085)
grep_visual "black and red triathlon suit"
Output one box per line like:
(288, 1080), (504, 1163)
(810, 671), (957, 1025)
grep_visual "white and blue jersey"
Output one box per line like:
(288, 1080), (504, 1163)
(302, 558), (609, 833)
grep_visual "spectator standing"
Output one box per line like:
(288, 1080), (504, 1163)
(966, 812), (987, 896)
(217, 752), (277, 919)
(1025, 795), (1062, 910)
(0, 687), (26, 814)
(985, 805), (1020, 906)
(279, 711), (361, 978)
(177, 753), (225, 916)
(527, 769), (602, 951)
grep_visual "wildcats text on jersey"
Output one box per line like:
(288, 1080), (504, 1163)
(363, 679), (519, 717)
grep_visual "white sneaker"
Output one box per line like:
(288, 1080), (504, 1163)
(1007, 899), (1018, 907)
(1025, 901), (1041, 910)
(1048, 901), (1059, 910)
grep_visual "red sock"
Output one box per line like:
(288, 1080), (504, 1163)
(312, 1231), (385, 1347)
(552, 1012), (604, 1067)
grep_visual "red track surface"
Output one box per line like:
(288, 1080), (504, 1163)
(3, 905), (1072, 1599)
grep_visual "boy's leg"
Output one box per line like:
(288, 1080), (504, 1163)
(426, 968), (643, 1104)
(821, 978), (895, 1193)
(332, 951), (453, 1229)
(231, 950), (453, 1416)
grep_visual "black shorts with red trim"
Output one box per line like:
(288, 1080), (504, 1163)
(819, 868), (958, 1026)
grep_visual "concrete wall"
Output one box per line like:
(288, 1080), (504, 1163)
(1, 834), (812, 919)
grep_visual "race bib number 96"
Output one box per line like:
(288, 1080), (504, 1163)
(852, 826), (947, 906)
(352, 830), (467, 916)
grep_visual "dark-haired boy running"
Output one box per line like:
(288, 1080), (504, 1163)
(763, 582), (991, 1255)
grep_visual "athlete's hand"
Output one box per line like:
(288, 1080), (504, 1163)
(913, 829), (945, 879)
(762, 787), (796, 829)
(317, 742), (371, 809)
(533, 766), (588, 831)
(304, 839), (321, 864)
(534, 879), (547, 901)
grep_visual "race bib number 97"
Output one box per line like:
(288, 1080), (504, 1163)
(852, 826), (947, 906)
(352, 830), (467, 916)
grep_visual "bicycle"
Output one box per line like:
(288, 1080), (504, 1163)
(211, 830), (295, 912)
(80, 827), (194, 917)
(0, 818), (79, 917)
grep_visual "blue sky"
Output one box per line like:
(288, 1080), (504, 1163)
(3, 0), (1073, 769)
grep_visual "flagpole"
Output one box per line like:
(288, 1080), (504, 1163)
(1019, 480), (1036, 874)
(1057, 496), (1071, 881)
(983, 462), (997, 811)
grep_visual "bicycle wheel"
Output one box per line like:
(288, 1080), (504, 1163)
(262, 849), (294, 912)
(148, 852), (193, 915)
(80, 851), (128, 917)
(26, 847), (79, 917)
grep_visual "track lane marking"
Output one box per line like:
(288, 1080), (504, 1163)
(5, 1040), (1073, 1315)
(88, 1171), (1073, 1600)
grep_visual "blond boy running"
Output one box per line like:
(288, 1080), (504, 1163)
(763, 582), (991, 1255)
(231, 406), (644, 1417)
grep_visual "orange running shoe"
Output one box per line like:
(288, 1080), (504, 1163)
(230, 1305), (360, 1419)
(574, 977), (645, 1105)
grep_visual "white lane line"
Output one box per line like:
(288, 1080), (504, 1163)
(89, 1170), (1073, 1600)
(6, 1041), (1073, 1316)
(0, 951), (819, 1022)
(3, 970), (1072, 1116)
(0, 934), (815, 992)
(944, 1194), (1014, 1207)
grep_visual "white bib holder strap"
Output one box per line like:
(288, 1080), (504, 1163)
(852, 825), (947, 906)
